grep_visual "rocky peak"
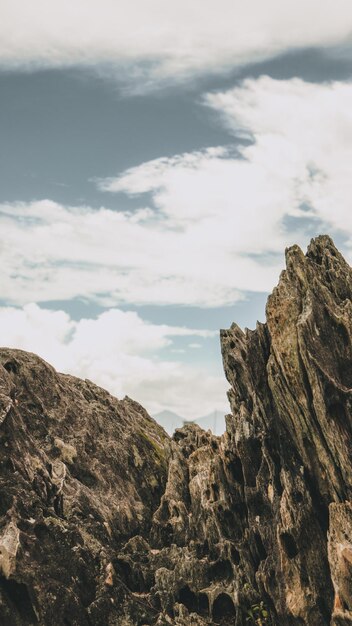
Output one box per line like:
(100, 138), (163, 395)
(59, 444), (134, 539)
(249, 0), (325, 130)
(221, 235), (352, 624)
(0, 235), (351, 625)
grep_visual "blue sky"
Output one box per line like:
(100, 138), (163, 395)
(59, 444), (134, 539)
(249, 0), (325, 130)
(1, 1), (352, 421)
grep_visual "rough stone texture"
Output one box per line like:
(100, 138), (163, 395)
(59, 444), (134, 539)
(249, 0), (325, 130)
(219, 235), (352, 625)
(0, 235), (351, 625)
(0, 351), (170, 625)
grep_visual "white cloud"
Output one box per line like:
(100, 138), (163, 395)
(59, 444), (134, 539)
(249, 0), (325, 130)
(204, 76), (352, 235)
(0, 303), (227, 419)
(102, 77), (352, 263)
(3, 78), (352, 308)
(1, 0), (352, 87)
(0, 197), (273, 307)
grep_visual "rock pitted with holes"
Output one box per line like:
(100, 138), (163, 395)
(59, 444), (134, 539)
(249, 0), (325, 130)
(0, 235), (351, 625)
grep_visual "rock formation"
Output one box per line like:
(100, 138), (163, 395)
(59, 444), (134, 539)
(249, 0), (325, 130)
(0, 235), (351, 625)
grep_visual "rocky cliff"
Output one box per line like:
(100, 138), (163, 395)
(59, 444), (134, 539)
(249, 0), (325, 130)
(0, 235), (351, 626)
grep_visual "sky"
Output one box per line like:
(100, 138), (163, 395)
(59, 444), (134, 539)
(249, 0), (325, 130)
(1, 1), (352, 423)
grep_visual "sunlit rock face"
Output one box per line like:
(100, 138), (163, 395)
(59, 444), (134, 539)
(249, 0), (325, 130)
(220, 235), (352, 625)
(0, 235), (351, 625)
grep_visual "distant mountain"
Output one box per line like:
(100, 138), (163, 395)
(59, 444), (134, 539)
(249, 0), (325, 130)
(153, 409), (226, 436)
(191, 410), (226, 436)
(153, 410), (184, 435)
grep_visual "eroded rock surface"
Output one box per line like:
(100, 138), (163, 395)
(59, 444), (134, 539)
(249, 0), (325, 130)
(0, 235), (351, 625)
(0, 351), (170, 625)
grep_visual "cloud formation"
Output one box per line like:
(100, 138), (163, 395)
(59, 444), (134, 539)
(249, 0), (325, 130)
(1, 1), (352, 87)
(3, 77), (352, 308)
(205, 76), (352, 235)
(0, 303), (226, 418)
(0, 197), (271, 307)
(103, 77), (352, 256)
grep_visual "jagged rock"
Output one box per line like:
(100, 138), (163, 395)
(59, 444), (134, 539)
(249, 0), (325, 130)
(0, 351), (169, 625)
(0, 235), (351, 625)
(220, 235), (352, 625)
(0, 521), (20, 578)
(328, 502), (352, 625)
